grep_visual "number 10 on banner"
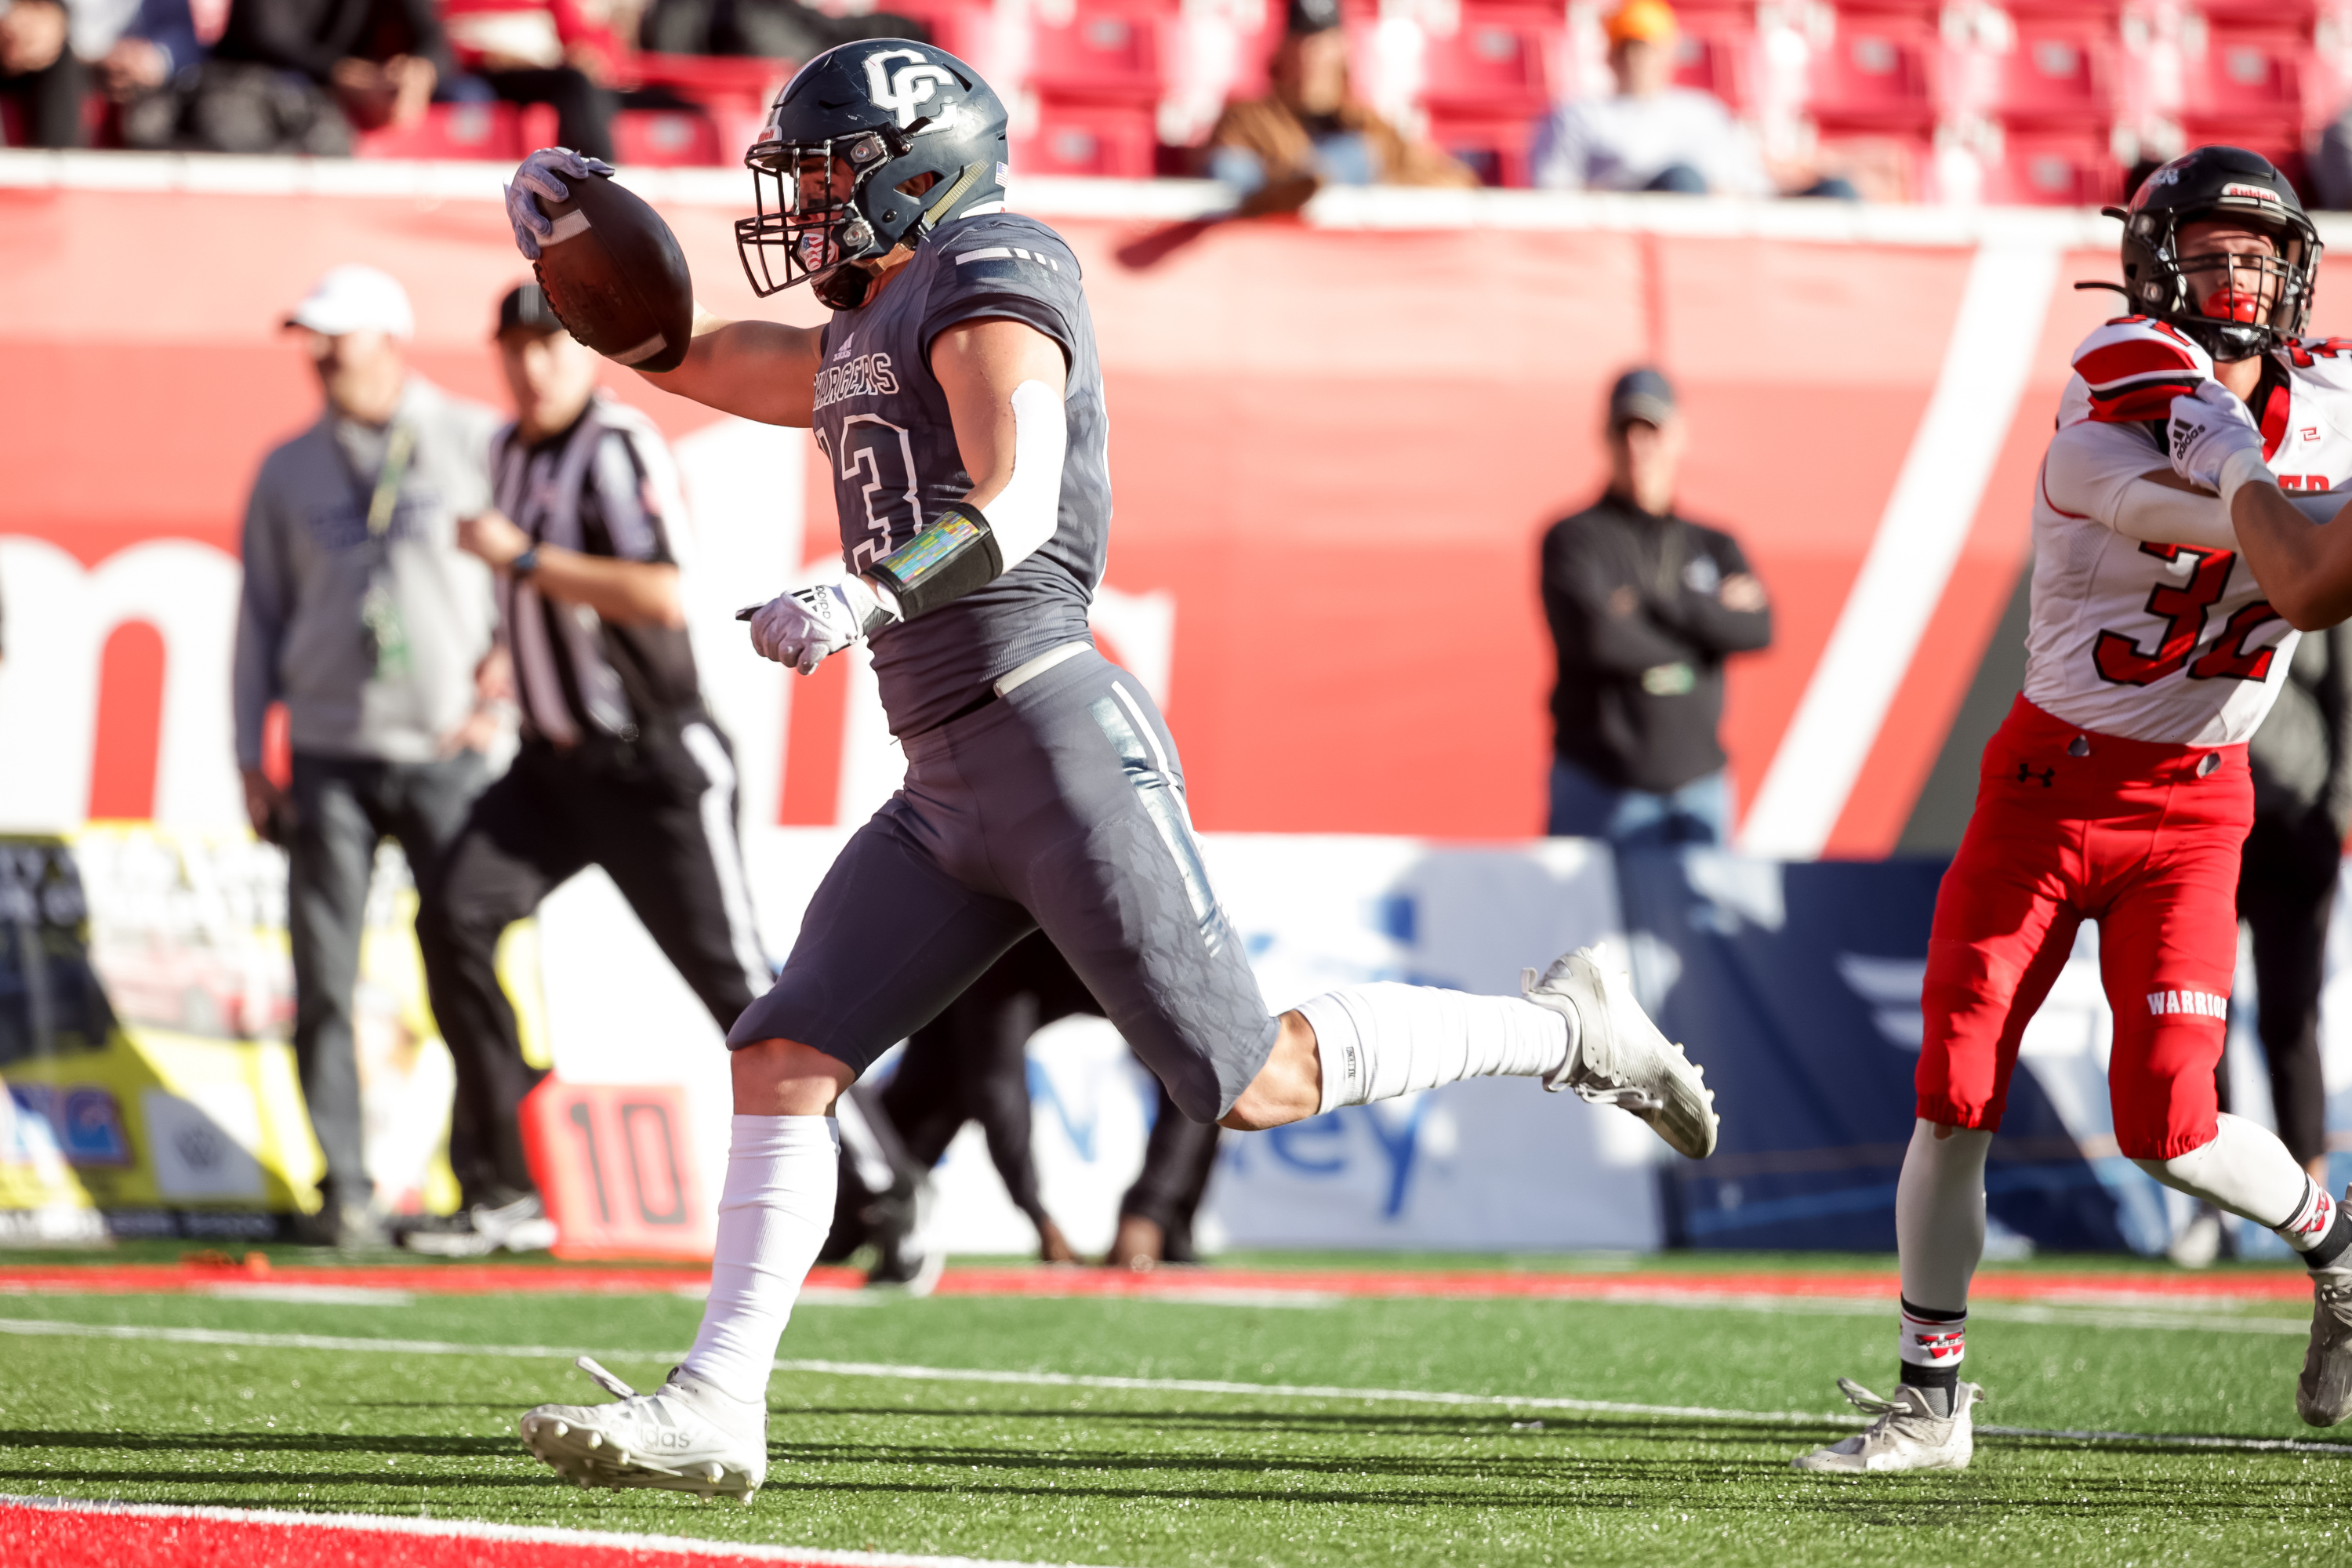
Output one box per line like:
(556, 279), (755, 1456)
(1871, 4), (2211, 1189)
(519, 1080), (713, 1260)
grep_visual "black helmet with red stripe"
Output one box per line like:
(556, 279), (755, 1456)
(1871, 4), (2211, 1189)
(2103, 145), (2321, 361)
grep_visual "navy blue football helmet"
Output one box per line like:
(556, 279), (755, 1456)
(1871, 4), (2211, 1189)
(735, 39), (1011, 308)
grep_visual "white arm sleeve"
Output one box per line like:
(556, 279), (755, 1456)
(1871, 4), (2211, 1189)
(2044, 419), (2239, 551)
(985, 379), (1067, 574)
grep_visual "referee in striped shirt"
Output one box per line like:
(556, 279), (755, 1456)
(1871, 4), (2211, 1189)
(408, 282), (769, 1254)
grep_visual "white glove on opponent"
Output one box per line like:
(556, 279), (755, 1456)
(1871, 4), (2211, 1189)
(746, 577), (898, 675)
(504, 147), (616, 261)
(2168, 379), (2271, 500)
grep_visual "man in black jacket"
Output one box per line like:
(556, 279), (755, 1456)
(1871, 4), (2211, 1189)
(1539, 367), (1772, 844)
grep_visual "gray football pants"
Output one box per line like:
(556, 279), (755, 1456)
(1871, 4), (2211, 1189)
(730, 648), (1279, 1123)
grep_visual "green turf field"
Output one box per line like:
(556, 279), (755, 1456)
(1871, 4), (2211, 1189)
(1, 1256), (2347, 1567)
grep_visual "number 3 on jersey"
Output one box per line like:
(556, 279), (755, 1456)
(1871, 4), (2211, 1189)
(817, 415), (923, 572)
(2092, 542), (2281, 687)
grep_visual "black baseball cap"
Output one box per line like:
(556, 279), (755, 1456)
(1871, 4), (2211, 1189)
(1607, 365), (1677, 428)
(495, 281), (566, 337)
(1287, 0), (1341, 35)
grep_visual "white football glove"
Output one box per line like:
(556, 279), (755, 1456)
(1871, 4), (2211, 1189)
(504, 147), (616, 261)
(746, 577), (897, 675)
(2167, 379), (2268, 492)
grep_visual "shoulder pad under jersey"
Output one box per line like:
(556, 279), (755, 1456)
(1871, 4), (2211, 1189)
(2279, 336), (2352, 392)
(2067, 315), (2216, 426)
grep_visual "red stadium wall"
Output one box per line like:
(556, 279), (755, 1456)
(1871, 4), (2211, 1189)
(5, 168), (2347, 851)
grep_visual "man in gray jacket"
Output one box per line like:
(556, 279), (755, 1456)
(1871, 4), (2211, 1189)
(232, 264), (503, 1247)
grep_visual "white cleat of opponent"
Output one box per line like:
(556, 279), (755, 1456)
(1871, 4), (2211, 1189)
(1792, 1377), (1984, 1474)
(518, 1357), (768, 1502)
(1526, 947), (1719, 1160)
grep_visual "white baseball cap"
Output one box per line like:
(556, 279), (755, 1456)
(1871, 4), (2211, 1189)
(284, 264), (415, 339)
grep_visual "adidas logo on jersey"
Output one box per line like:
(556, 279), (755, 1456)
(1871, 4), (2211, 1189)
(2146, 989), (2228, 1018)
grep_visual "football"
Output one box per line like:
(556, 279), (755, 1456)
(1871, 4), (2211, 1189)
(530, 172), (695, 373)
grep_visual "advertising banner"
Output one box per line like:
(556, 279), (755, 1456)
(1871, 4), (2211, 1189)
(0, 827), (539, 1236)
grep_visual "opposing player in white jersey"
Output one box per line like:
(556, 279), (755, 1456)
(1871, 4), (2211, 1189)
(1796, 146), (2352, 1475)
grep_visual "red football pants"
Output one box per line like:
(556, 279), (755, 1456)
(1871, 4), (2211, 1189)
(1917, 695), (2252, 1160)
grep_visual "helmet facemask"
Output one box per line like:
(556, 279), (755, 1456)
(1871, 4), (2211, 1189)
(736, 130), (898, 303)
(2126, 207), (2318, 361)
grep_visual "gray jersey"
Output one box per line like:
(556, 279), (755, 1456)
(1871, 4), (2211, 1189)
(812, 212), (1111, 737)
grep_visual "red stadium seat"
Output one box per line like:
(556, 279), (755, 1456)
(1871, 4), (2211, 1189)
(1028, 3), (1167, 103)
(1807, 19), (1938, 130)
(1016, 99), (1158, 177)
(1992, 23), (2114, 128)
(1428, 111), (1538, 186)
(1983, 130), (2122, 206)
(612, 107), (725, 165)
(1672, 16), (1758, 115)
(354, 101), (555, 161)
(2181, 26), (2303, 123)
(629, 53), (790, 164)
(1420, 9), (1559, 122)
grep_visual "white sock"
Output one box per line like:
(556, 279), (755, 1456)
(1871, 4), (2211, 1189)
(2136, 1112), (2329, 1250)
(1294, 984), (1571, 1114)
(1895, 1119), (1990, 1315)
(681, 1114), (840, 1403)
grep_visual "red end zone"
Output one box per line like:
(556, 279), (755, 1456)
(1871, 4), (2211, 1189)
(0, 1495), (1087, 1568)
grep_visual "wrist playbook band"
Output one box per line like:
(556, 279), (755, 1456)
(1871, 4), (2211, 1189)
(867, 503), (1003, 620)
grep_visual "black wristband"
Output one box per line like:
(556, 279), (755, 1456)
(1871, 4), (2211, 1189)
(510, 546), (541, 579)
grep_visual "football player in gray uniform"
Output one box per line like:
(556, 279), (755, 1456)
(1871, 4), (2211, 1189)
(498, 38), (1719, 1503)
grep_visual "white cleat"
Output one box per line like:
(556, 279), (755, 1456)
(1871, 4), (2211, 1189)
(517, 1357), (768, 1503)
(1793, 1378), (1984, 1474)
(1526, 946), (1719, 1159)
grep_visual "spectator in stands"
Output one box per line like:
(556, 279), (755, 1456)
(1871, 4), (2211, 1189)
(637, 0), (922, 66)
(234, 266), (503, 1248)
(437, 0), (618, 163)
(84, 0), (211, 147)
(0, 0), (86, 147)
(1533, 0), (1853, 199)
(163, 0), (448, 153)
(1203, 0), (1475, 209)
(1538, 367), (1772, 845)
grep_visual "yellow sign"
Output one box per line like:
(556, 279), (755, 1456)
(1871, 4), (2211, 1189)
(0, 827), (545, 1233)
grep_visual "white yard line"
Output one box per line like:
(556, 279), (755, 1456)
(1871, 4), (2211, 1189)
(0, 1493), (1104, 1567)
(2, 1315), (2344, 1454)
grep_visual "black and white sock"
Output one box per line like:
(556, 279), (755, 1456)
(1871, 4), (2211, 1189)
(2279, 1178), (2352, 1272)
(1896, 1298), (1965, 1418)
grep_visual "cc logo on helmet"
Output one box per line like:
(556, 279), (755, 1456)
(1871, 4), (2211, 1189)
(865, 49), (958, 127)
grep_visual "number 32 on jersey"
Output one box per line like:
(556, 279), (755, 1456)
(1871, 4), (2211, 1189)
(2092, 543), (2281, 688)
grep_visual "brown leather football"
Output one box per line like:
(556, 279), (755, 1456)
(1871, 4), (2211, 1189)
(530, 172), (695, 373)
